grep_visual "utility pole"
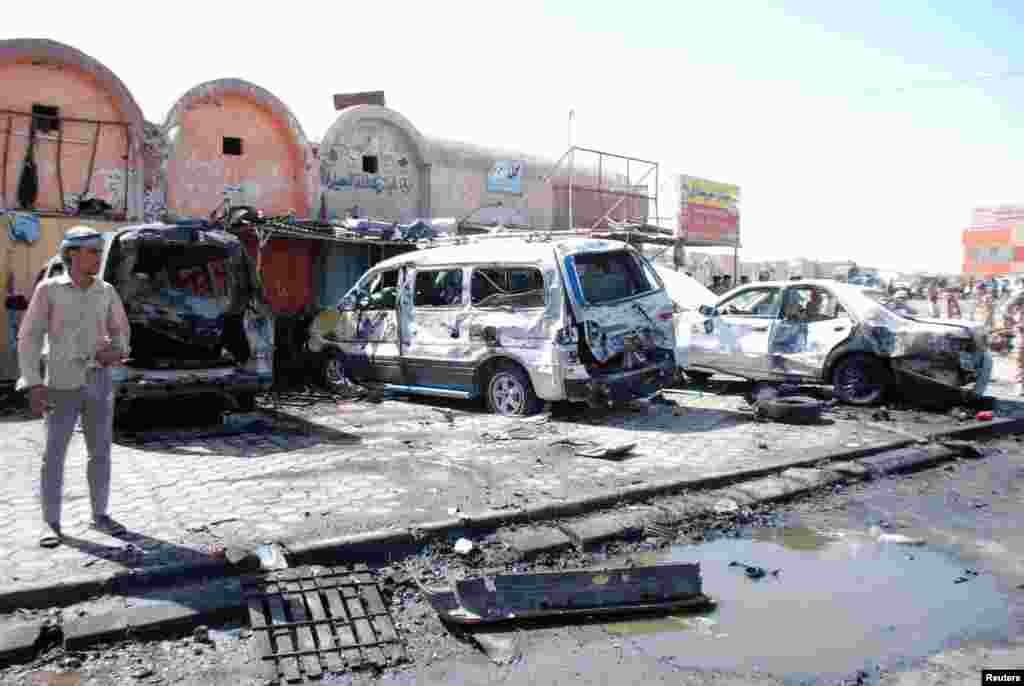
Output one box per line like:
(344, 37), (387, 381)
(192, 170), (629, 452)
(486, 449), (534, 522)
(568, 109), (575, 230)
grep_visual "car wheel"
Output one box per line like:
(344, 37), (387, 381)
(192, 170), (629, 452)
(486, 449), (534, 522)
(831, 353), (888, 406)
(322, 350), (351, 392)
(486, 363), (543, 417)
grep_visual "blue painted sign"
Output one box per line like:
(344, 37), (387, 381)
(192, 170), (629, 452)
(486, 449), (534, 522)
(487, 160), (525, 194)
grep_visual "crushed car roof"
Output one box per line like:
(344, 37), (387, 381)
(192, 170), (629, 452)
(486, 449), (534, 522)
(372, 237), (634, 271)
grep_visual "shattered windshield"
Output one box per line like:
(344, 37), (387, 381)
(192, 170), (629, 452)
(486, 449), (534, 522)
(572, 251), (657, 305)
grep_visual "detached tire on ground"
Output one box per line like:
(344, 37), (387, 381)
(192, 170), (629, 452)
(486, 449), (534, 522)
(485, 362), (544, 417)
(831, 353), (889, 406)
(755, 395), (826, 424)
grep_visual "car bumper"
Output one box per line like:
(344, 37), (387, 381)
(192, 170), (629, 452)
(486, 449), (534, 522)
(564, 352), (676, 407)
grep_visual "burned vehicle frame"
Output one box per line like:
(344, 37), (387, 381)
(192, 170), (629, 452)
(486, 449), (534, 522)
(307, 236), (677, 415)
(37, 222), (275, 410)
(683, 280), (986, 405)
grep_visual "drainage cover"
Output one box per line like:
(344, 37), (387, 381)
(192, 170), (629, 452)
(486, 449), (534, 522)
(242, 564), (406, 683)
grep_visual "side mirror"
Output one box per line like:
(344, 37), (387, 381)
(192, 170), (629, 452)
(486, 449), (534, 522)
(698, 304), (717, 317)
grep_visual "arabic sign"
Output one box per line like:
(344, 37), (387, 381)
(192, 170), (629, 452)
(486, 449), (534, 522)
(487, 160), (525, 195)
(676, 175), (740, 245)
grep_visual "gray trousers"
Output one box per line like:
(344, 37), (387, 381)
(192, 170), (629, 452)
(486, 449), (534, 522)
(40, 368), (114, 526)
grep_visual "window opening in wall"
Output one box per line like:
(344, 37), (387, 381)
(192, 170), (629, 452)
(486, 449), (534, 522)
(31, 104), (60, 133)
(223, 137), (243, 156)
(362, 155), (379, 174)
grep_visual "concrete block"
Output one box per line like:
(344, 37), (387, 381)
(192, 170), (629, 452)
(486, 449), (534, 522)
(779, 468), (841, 489)
(498, 527), (573, 559)
(558, 507), (658, 546)
(859, 445), (958, 476)
(729, 477), (793, 502)
(0, 619), (43, 664)
(651, 496), (717, 524)
(63, 613), (128, 651)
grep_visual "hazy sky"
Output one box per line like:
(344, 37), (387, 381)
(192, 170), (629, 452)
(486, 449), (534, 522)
(9, 1), (1023, 272)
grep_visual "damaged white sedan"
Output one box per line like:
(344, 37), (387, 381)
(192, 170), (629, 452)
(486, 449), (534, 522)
(679, 280), (989, 405)
(307, 237), (678, 415)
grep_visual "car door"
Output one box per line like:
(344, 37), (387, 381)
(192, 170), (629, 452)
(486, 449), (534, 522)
(768, 285), (854, 380)
(691, 286), (782, 378)
(326, 268), (403, 383)
(400, 266), (475, 392)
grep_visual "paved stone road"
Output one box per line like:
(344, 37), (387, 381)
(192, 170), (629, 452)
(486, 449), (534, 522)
(0, 366), (1020, 592)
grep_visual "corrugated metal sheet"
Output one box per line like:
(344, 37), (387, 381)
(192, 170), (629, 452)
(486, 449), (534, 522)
(319, 243), (372, 308)
(242, 235), (317, 315)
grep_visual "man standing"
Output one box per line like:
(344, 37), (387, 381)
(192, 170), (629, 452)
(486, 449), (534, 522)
(1003, 284), (1024, 396)
(17, 227), (131, 548)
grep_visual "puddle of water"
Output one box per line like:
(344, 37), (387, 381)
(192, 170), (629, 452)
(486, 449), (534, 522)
(600, 529), (1011, 680)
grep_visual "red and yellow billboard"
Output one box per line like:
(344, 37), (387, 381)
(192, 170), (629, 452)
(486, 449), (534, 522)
(676, 175), (740, 245)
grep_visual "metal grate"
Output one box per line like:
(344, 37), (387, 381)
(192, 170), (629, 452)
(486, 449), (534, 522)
(242, 565), (406, 683)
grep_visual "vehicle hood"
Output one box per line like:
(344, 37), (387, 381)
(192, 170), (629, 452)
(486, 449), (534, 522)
(654, 266), (717, 310)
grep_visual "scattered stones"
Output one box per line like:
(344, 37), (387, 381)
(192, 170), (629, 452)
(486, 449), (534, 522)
(192, 625), (211, 644)
(132, 666), (155, 679)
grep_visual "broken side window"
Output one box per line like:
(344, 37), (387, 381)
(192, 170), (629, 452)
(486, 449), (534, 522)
(362, 269), (399, 310)
(719, 287), (782, 318)
(414, 269), (464, 308)
(782, 286), (844, 321)
(573, 251), (654, 305)
(470, 267), (545, 308)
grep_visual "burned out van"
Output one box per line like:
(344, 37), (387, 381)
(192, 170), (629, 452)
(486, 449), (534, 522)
(38, 222), (274, 410)
(307, 236), (677, 415)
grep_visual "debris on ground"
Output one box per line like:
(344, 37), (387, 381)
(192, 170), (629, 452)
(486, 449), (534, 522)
(975, 410), (994, 421)
(471, 631), (521, 664)
(453, 538), (475, 556)
(870, 526), (926, 546)
(728, 561), (780, 580)
(953, 569), (981, 584)
(254, 543), (289, 570)
(419, 563), (711, 625)
(713, 498), (740, 514)
(871, 409), (892, 422)
(575, 442), (637, 460)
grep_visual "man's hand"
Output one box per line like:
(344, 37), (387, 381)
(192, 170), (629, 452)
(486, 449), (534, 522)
(95, 343), (126, 367)
(28, 385), (51, 416)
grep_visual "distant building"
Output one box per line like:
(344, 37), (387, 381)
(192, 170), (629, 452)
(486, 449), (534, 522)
(962, 205), (1024, 277)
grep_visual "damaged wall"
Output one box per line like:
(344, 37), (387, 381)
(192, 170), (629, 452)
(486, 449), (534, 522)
(318, 106), (429, 223)
(0, 39), (145, 218)
(164, 79), (311, 220)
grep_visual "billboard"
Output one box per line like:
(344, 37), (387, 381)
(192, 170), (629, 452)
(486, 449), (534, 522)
(487, 160), (525, 195)
(972, 205), (1024, 227)
(676, 175), (740, 245)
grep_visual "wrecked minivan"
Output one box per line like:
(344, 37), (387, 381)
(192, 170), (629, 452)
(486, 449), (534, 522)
(307, 236), (677, 415)
(37, 222), (274, 411)
(682, 279), (987, 405)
